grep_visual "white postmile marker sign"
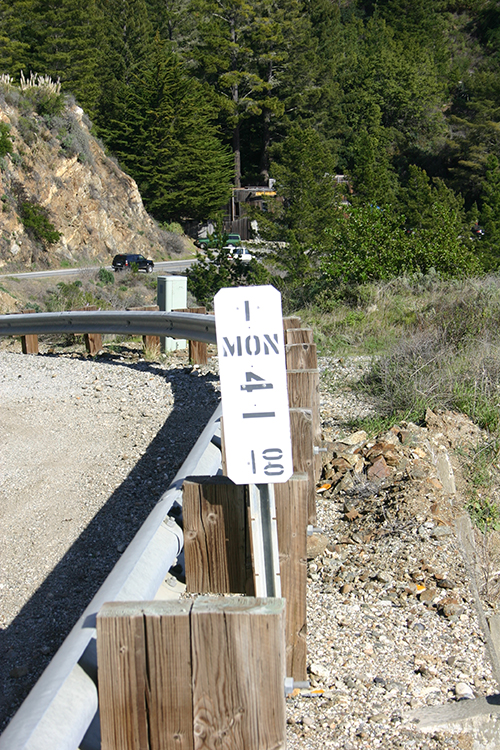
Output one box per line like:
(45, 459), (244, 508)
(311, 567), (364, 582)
(214, 285), (293, 486)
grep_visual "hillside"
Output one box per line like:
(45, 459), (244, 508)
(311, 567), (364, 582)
(0, 79), (184, 276)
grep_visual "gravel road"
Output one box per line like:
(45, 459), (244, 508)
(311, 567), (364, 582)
(1, 342), (498, 749)
(0, 343), (220, 731)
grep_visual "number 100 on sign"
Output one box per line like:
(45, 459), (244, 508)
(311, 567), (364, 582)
(214, 285), (293, 485)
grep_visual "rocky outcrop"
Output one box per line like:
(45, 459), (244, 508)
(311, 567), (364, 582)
(0, 95), (182, 270)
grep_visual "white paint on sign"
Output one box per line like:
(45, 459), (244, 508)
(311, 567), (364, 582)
(214, 285), (293, 485)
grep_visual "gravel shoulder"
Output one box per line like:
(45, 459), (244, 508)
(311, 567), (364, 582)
(0, 341), (220, 731)
(1, 343), (499, 749)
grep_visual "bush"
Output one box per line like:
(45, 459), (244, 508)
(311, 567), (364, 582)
(20, 201), (61, 245)
(98, 267), (114, 285)
(0, 122), (13, 158)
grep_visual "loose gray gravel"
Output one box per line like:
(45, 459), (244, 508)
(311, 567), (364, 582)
(0, 346), (220, 731)
(1, 345), (498, 749)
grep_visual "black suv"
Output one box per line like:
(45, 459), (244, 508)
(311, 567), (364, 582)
(112, 254), (154, 272)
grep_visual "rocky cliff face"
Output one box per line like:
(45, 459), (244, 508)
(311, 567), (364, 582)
(0, 92), (182, 271)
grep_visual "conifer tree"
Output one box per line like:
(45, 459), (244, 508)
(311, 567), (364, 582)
(0, 0), (34, 76)
(109, 37), (233, 221)
(27, 0), (103, 115)
(479, 155), (500, 270)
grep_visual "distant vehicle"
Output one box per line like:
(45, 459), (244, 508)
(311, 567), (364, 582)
(226, 233), (242, 247)
(112, 254), (154, 272)
(225, 246), (252, 262)
(471, 224), (485, 238)
(194, 232), (242, 250)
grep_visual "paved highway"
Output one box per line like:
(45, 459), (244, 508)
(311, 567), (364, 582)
(0, 257), (196, 280)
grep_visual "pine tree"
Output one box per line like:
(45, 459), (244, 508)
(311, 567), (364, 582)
(26, 0), (103, 115)
(110, 38), (233, 221)
(0, 0), (35, 76)
(479, 155), (500, 270)
(94, 0), (155, 139)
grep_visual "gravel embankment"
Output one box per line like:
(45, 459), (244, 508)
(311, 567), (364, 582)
(1, 345), (498, 749)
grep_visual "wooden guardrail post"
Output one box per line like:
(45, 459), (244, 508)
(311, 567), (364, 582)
(96, 597), (287, 750)
(286, 327), (314, 345)
(173, 306), (208, 364)
(127, 305), (160, 355)
(183, 476), (253, 595)
(75, 306), (102, 355)
(274, 472), (308, 681)
(20, 309), (38, 354)
(286, 341), (320, 524)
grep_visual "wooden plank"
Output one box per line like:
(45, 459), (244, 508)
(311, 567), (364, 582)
(183, 476), (250, 594)
(128, 305), (161, 354)
(145, 602), (194, 750)
(289, 408), (316, 525)
(285, 342), (318, 371)
(282, 316), (301, 333)
(75, 306), (102, 355)
(287, 369), (321, 476)
(191, 597), (286, 750)
(20, 309), (38, 354)
(274, 473), (308, 681)
(174, 306), (207, 364)
(286, 327), (314, 345)
(96, 603), (150, 750)
(97, 601), (194, 750)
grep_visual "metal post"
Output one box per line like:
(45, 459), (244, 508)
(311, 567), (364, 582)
(248, 484), (281, 598)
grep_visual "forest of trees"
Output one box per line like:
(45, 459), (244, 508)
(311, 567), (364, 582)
(3, 0), (500, 298)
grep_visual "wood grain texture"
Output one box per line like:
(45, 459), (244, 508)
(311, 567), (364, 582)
(97, 603), (150, 750)
(274, 474), (308, 681)
(282, 316), (302, 332)
(285, 328), (314, 345)
(173, 307), (208, 364)
(285, 342), (318, 371)
(191, 597), (286, 750)
(183, 477), (249, 594)
(289, 408), (316, 525)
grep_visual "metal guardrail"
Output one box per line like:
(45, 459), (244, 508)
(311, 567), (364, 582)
(0, 403), (223, 750)
(0, 310), (216, 343)
(0, 309), (220, 749)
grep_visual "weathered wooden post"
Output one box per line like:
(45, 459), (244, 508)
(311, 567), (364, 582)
(20, 309), (38, 354)
(76, 306), (102, 355)
(286, 327), (314, 345)
(173, 306), (208, 365)
(127, 305), (161, 356)
(183, 476), (253, 595)
(286, 342), (320, 524)
(96, 597), (287, 750)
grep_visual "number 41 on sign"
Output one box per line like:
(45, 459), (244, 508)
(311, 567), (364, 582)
(214, 285), (293, 485)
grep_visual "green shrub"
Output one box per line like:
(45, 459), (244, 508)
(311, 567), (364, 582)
(0, 122), (13, 158)
(20, 202), (61, 245)
(98, 267), (114, 285)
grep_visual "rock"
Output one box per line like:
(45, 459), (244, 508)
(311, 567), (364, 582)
(455, 682), (474, 700)
(307, 532), (329, 559)
(343, 430), (367, 446)
(309, 662), (330, 681)
(367, 456), (391, 480)
(430, 525), (453, 538)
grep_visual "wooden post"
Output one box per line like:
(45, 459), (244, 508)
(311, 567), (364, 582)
(282, 316), (302, 335)
(274, 473), (308, 681)
(173, 306), (208, 365)
(286, 342), (322, 483)
(20, 309), (38, 354)
(285, 341), (317, 371)
(289, 408), (316, 525)
(286, 327), (314, 345)
(183, 476), (253, 595)
(97, 597), (286, 750)
(127, 305), (160, 355)
(75, 306), (102, 355)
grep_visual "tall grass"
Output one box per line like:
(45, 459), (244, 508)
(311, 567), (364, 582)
(299, 273), (500, 430)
